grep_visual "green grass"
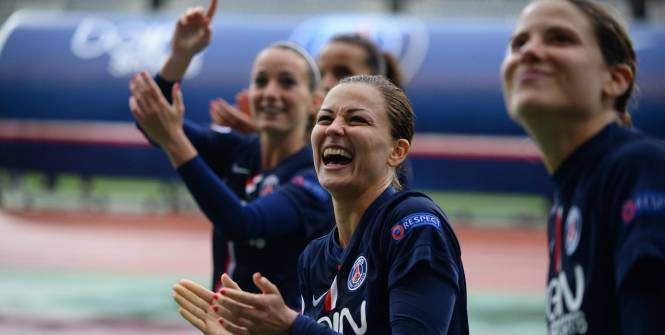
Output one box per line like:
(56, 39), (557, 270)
(1, 170), (550, 227)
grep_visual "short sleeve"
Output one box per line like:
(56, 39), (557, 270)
(610, 140), (665, 287)
(383, 196), (461, 290)
(279, 169), (334, 240)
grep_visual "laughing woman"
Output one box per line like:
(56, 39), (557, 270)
(173, 75), (469, 335)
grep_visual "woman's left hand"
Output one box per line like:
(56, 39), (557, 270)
(213, 273), (298, 335)
(129, 71), (196, 166)
(173, 279), (232, 335)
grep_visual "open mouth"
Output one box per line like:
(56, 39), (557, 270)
(322, 147), (353, 166)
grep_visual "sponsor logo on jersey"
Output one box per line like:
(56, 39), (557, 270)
(317, 300), (367, 335)
(565, 206), (582, 256)
(231, 163), (251, 175)
(622, 192), (665, 224)
(546, 264), (588, 335)
(313, 276), (338, 312)
(391, 212), (441, 241)
(347, 256), (368, 291)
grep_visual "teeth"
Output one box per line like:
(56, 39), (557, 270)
(323, 148), (351, 159)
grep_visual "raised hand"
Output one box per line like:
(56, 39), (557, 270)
(129, 71), (196, 167)
(213, 273), (298, 335)
(209, 90), (257, 134)
(160, 0), (218, 81)
(171, 0), (218, 58)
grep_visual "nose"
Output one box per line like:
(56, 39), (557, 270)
(325, 115), (345, 137)
(260, 80), (279, 103)
(518, 37), (545, 64)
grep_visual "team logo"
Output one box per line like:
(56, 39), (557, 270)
(259, 174), (279, 196)
(565, 206), (582, 256)
(391, 224), (405, 240)
(347, 256), (368, 291)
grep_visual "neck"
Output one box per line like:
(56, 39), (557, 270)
(333, 179), (392, 248)
(522, 111), (617, 173)
(260, 132), (306, 171)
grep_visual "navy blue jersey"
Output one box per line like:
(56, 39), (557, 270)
(153, 76), (334, 309)
(291, 188), (469, 335)
(546, 123), (665, 335)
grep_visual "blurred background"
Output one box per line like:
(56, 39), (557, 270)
(1, 0), (664, 334)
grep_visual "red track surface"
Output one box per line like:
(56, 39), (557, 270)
(0, 210), (546, 293)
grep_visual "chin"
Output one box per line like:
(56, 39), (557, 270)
(319, 176), (354, 196)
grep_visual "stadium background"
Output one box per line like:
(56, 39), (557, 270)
(1, 0), (664, 334)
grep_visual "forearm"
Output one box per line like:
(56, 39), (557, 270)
(619, 257), (665, 334)
(159, 52), (194, 82)
(162, 128), (198, 167)
(178, 157), (301, 240)
(390, 263), (457, 334)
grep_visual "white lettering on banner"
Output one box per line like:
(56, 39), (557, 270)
(317, 301), (367, 334)
(70, 17), (203, 78)
(546, 265), (588, 335)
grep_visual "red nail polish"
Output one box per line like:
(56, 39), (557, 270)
(220, 289), (226, 295)
(212, 294), (219, 301)
(212, 305), (219, 312)
(219, 319), (224, 325)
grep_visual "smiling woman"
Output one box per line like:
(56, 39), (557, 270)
(501, 0), (665, 334)
(173, 75), (469, 335)
(128, 0), (333, 312)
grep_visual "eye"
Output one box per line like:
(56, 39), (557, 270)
(548, 31), (576, 45)
(254, 76), (268, 88)
(510, 34), (528, 51)
(349, 115), (369, 125)
(278, 76), (296, 89)
(316, 113), (333, 125)
(332, 66), (353, 80)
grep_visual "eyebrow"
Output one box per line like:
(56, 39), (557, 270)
(319, 107), (368, 113)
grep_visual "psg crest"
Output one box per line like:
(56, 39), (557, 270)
(565, 206), (582, 256)
(347, 256), (368, 291)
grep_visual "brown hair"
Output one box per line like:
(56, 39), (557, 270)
(338, 75), (414, 189)
(329, 34), (405, 89)
(567, 0), (637, 126)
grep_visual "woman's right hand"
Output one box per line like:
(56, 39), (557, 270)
(160, 0), (218, 81)
(171, 0), (217, 58)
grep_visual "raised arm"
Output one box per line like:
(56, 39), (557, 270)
(160, 0), (218, 82)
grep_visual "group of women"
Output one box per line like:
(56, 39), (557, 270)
(129, 0), (664, 334)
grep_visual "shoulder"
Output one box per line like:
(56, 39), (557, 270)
(300, 231), (332, 266)
(381, 191), (449, 240)
(384, 191), (446, 221)
(282, 168), (330, 203)
(607, 129), (665, 168)
(598, 132), (665, 191)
